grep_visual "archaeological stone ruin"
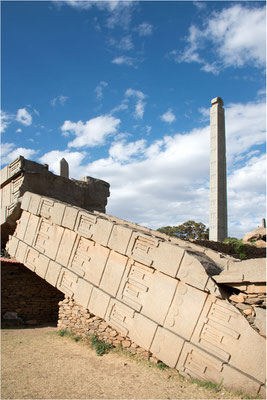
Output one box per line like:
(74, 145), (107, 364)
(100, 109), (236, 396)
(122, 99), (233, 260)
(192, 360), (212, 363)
(1, 156), (266, 397)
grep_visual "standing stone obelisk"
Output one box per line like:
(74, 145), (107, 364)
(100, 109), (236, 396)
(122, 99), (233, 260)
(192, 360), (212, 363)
(209, 97), (228, 241)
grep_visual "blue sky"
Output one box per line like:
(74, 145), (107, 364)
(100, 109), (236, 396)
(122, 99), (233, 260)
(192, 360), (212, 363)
(1, 0), (266, 238)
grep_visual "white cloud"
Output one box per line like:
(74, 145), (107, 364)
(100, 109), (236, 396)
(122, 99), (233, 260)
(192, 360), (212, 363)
(0, 142), (37, 166)
(50, 95), (69, 107)
(0, 111), (13, 133)
(56, 1), (136, 30)
(160, 109), (176, 124)
(61, 115), (121, 148)
(55, 98), (265, 239)
(109, 35), (133, 51)
(170, 4), (266, 73)
(125, 88), (146, 119)
(136, 22), (153, 36)
(95, 81), (108, 100)
(38, 150), (86, 177)
(111, 55), (137, 67)
(16, 128), (22, 133)
(109, 139), (146, 162)
(16, 108), (32, 126)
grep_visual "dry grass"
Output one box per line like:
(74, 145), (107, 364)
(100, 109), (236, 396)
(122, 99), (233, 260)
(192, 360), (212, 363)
(1, 326), (257, 399)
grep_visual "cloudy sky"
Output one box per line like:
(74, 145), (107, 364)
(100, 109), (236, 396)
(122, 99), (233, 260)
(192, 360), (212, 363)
(1, 0), (266, 238)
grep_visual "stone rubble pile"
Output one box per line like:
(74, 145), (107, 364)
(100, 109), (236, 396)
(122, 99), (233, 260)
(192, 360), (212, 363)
(229, 292), (266, 337)
(243, 227), (266, 248)
(58, 296), (153, 360)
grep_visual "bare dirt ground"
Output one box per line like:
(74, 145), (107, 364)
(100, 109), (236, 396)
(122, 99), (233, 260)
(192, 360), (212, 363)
(1, 326), (257, 399)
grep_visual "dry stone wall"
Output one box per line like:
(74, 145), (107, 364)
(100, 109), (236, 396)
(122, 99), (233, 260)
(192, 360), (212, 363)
(6, 190), (266, 396)
(58, 296), (152, 359)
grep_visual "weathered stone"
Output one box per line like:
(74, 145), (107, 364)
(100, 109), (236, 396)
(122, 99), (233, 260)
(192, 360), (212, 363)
(254, 308), (266, 337)
(229, 293), (247, 303)
(243, 227), (266, 242)
(122, 340), (131, 348)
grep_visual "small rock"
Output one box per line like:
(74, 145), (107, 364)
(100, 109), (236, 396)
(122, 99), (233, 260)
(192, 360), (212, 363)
(243, 308), (253, 316)
(245, 298), (263, 305)
(109, 330), (118, 337)
(235, 303), (253, 311)
(122, 340), (131, 348)
(229, 293), (247, 303)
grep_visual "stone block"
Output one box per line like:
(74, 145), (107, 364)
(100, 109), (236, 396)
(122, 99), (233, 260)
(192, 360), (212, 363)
(39, 197), (54, 219)
(34, 219), (64, 260)
(191, 296), (266, 383)
(62, 206), (79, 230)
(21, 192), (42, 215)
(69, 237), (110, 285)
(254, 307), (266, 337)
(177, 342), (262, 394)
(221, 364), (262, 395)
(152, 241), (185, 277)
(0, 166), (8, 185)
(164, 281), (207, 340)
(14, 211), (30, 241)
(126, 232), (158, 266)
(88, 287), (111, 319)
(57, 268), (78, 298)
(50, 202), (66, 225)
(6, 235), (19, 257)
(56, 228), (77, 266)
(214, 258), (266, 284)
(177, 341), (224, 383)
(150, 326), (184, 368)
(117, 261), (152, 312)
(23, 214), (40, 246)
(92, 217), (114, 246)
(15, 240), (28, 264)
(45, 260), (62, 287)
(108, 224), (133, 254)
(105, 299), (135, 336)
(141, 270), (177, 325)
(74, 211), (97, 239)
(129, 312), (158, 351)
(74, 278), (93, 309)
(2, 184), (11, 213)
(24, 247), (39, 271)
(35, 253), (50, 278)
(99, 250), (128, 297)
(176, 252), (209, 290)
(126, 232), (184, 277)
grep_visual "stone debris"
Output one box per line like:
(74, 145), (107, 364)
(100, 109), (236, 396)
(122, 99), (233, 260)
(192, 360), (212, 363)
(243, 226), (266, 248)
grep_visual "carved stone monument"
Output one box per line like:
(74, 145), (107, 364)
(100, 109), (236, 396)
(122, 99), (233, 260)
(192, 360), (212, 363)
(209, 97), (228, 242)
(60, 158), (69, 179)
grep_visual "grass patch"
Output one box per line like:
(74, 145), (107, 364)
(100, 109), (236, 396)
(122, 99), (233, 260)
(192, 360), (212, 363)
(223, 237), (249, 260)
(57, 329), (81, 342)
(157, 361), (169, 370)
(191, 377), (223, 392)
(89, 334), (113, 357)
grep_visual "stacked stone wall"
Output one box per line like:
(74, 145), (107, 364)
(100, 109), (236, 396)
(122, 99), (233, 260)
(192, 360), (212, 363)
(1, 259), (64, 323)
(58, 296), (152, 359)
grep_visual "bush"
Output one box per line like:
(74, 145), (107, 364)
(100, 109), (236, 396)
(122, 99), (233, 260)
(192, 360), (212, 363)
(90, 334), (113, 357)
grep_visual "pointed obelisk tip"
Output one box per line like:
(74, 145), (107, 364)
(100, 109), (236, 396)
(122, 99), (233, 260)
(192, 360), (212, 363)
(60, 158), (69, 179)
(211, 97), (224, 106)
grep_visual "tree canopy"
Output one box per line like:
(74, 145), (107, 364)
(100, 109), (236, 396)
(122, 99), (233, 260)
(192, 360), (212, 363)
(157, 220), (209, 240)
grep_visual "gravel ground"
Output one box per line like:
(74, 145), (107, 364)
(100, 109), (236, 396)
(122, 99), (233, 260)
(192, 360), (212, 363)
(1, 326), (257, 399)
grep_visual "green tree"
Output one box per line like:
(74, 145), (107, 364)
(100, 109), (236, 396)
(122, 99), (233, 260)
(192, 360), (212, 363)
(157, 220), (209, 240)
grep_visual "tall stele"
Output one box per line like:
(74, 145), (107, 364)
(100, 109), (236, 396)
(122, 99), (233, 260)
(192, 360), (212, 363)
(209, 97), (228, 242)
